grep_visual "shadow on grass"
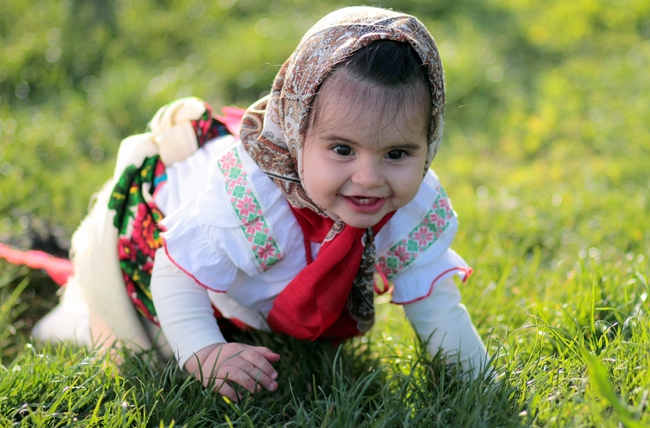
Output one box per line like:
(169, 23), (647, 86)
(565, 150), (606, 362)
(117, 330), (524, 427)
(2, 266), (524, 427)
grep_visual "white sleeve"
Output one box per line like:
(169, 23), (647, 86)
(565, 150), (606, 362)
(403, 275), (489, 378)
(151, 247), (227, 369)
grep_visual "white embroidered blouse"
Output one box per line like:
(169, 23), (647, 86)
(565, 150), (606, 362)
(153, 135), (473, 366)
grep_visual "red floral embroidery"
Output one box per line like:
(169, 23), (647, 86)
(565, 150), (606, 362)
(221, 151), (238, 171)
(236, 195), (258, 218)
(132, 203), (163, 258)
(217, 147), (282, 271)
(413, 226), (433, 247)
(375, 187), (455, 280)
(118, 238), (137, 262)
(256, 242), (277, 261)
(393, 245), (411, 263)
(142, 261), (154, 275)
(245, 220), (264, 236)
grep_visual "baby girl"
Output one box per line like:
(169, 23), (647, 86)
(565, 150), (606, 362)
(34, 6), (488, 401)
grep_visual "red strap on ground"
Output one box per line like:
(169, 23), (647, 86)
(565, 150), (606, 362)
(0, 243), (73, 286)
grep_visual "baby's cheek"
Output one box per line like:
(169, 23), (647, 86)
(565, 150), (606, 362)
(400, 176), (422, 203)
(301, 168), (324, 201)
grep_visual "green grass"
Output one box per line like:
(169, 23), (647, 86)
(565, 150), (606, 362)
(1, 0), (649, 426)
(0, 333), (512, 427)
(1, 163), (649, 426)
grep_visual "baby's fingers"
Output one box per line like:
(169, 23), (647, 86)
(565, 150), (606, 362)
(241, 351), (279, 382)
(212, 380), (242, 403)
(251, 345), (281, 363)
(223, 365), (277, 394)
(245, 364), (278, 392)
(236, 346), (279, 380)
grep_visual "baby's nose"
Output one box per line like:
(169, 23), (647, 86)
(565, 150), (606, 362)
(351, 161), (384, 187)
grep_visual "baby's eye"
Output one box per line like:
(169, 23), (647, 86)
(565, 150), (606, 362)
(333, 145), (353, 156)
(386, 150), (407, 160)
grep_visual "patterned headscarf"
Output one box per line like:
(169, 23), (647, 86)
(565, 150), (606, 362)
(240, 6), (445, 214)
(239, 6), (445, 340)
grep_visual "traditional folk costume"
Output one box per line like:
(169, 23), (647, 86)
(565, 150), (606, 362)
(33, 7), (488, 375)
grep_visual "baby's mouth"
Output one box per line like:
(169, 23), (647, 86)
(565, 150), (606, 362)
(342, 195), (387, 213)
(349, 196), (380, 205)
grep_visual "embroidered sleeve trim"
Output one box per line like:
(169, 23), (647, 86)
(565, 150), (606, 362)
(375, 187), (456, 280)
(217, 147), (283, 271)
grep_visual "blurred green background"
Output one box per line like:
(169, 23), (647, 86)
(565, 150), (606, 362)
(2, 3), (649, 424)
(1, 0), (649, 254)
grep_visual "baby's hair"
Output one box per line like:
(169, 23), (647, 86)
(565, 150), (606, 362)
(340, 39), (429, 88)
(306, 40), (431, 138)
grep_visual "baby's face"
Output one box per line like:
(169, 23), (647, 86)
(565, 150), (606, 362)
(302, 75), (429, 229)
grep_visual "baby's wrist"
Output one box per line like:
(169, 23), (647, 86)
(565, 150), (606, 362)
(183, 342), (227, 373)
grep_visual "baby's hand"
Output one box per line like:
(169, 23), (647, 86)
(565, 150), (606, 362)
(185, 343), (280, 402)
